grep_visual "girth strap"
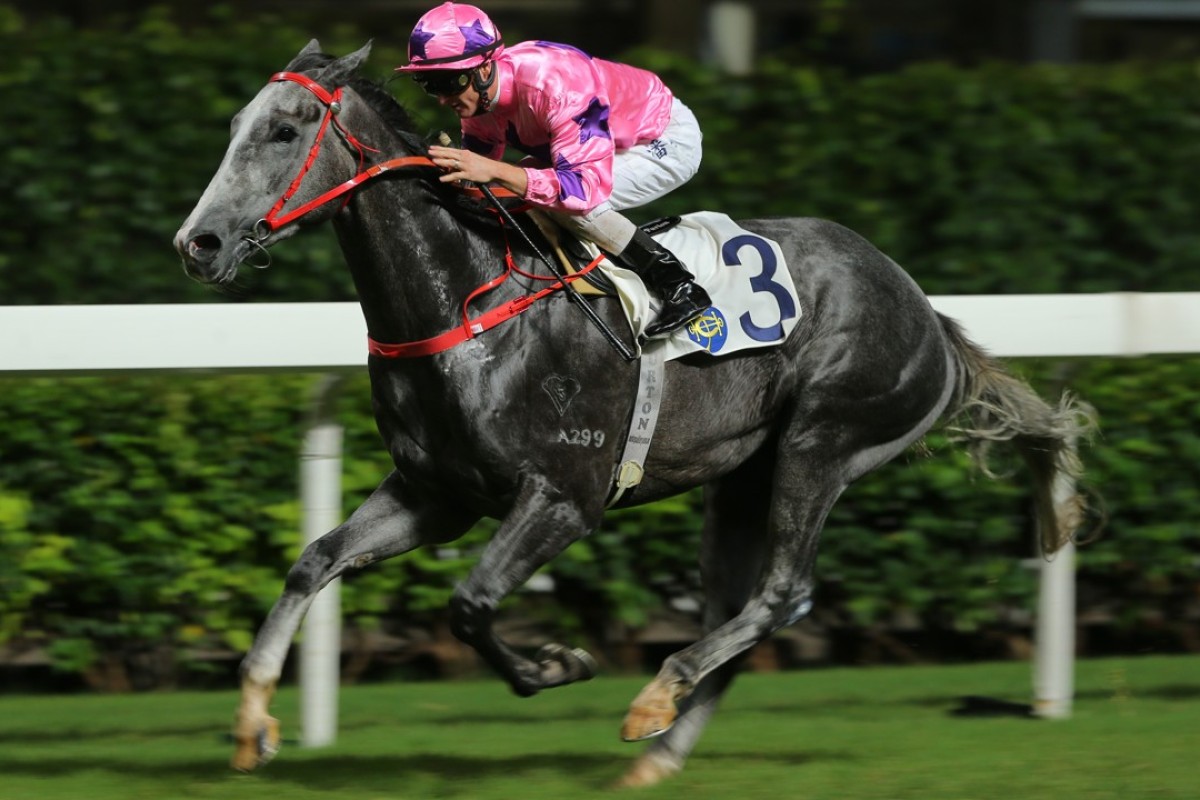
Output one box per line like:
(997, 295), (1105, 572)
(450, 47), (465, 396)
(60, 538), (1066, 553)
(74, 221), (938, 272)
(606, 343), (666, 507)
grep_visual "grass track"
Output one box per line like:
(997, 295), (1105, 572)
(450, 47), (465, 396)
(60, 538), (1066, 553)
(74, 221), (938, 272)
(0, 655), (1196, 799)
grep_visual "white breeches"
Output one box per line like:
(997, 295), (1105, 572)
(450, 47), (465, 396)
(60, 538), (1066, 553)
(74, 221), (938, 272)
(553, 98), (702, 253)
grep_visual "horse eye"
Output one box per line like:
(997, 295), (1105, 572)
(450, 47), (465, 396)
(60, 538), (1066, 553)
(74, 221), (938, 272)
(274, 125), (298, 143)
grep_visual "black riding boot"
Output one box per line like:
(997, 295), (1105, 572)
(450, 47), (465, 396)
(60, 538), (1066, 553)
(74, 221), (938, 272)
(617, 229), (712, 339)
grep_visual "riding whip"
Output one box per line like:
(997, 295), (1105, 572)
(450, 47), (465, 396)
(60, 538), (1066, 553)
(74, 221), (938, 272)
(437, 134), (636, 362)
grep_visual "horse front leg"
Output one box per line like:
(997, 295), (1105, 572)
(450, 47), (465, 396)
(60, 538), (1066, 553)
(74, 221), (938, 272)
(448, 474), (598, 697)
(232, 471), (476, 771)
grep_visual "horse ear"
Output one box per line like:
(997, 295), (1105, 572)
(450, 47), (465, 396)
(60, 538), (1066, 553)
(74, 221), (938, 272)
(285, 39), (324, 70)
(317, 41), (373, 90)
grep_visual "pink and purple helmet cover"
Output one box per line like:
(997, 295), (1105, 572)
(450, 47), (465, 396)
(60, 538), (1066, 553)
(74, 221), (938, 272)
(397, 2), (504, 72)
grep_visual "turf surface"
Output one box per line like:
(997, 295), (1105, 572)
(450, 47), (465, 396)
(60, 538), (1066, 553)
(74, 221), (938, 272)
(1, 655), (1195, 799)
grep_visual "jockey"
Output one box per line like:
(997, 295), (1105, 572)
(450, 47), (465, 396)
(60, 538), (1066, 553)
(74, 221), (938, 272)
(397, 2), (711, 339)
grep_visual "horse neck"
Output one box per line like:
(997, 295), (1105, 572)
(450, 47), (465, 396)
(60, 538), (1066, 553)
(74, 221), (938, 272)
(333, 151), (513, 345)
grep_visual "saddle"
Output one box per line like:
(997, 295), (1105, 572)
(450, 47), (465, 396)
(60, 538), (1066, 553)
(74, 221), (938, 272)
(525, 211), (684, 298)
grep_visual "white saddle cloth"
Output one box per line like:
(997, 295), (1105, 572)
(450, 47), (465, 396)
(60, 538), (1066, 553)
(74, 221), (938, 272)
(595, 211), (802, 361)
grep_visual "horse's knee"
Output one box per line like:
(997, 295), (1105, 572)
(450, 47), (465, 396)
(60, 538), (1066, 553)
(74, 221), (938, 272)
(448, 588), (494, 644)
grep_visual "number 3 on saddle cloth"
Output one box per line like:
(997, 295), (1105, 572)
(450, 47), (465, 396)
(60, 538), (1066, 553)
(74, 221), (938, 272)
(557, 211), (802, 361)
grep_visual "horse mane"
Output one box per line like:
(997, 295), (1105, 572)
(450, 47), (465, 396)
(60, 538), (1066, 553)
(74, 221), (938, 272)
(288, 49), (428, 155)
(289, 48), (531, 231)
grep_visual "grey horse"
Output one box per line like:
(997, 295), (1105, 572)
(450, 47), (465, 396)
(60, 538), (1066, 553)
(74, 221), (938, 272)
(174, 41), (1093, 787)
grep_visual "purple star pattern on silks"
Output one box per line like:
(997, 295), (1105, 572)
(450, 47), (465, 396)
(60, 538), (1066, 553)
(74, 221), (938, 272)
(533, 41), (593, 59)
(553, 153), (587, 202)
(506, 123), (552, 164)
(409, 24), (436, 60)
(458, 20), (496, 53)
(573, 97), (611, 145)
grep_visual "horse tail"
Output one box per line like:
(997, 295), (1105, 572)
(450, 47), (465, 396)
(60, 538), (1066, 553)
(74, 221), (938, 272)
(937, 313), (1098, 556)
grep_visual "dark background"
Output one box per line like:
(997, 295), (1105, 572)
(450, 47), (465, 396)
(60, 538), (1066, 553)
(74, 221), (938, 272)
(12, 0), (1200, 68)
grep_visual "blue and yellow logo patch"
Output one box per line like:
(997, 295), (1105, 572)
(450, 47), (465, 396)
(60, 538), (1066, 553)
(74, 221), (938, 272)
(685, 307), (728, 353)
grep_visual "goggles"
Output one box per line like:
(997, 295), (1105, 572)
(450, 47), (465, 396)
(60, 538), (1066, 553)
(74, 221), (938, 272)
(412, 70), (473, 97)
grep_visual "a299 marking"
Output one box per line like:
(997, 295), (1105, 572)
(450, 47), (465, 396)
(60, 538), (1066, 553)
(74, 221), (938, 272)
(558, 429), (606, 447)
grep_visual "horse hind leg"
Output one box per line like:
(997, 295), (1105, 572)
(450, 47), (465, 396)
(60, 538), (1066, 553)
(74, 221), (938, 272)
(619, 455), (773, 787)
(620, 342), (957, 746)
(232, 471), (475, 771)
(620, 435), (848, 744)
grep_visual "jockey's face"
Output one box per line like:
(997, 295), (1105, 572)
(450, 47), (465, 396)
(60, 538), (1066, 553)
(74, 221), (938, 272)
(433, 63), (494, 118)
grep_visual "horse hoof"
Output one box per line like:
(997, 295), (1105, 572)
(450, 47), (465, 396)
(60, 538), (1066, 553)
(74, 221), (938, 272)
(620, 686), (677, 742)
(536, 643), (598, 684)
(620, 712), (674, 742)
(230, 717), (280, 772)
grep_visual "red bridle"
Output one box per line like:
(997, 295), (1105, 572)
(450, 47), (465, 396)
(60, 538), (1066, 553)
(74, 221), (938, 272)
(253, 71), (437, 238)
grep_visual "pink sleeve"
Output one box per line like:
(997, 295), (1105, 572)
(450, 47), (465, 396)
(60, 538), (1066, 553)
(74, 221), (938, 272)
(519, 81), (615, 214)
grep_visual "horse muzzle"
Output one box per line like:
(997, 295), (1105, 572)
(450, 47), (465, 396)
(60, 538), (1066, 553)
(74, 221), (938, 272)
(175, 226), (268, 284)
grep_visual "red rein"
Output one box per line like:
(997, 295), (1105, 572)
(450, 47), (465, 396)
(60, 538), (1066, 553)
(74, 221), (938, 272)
(260, 71), (598, 358)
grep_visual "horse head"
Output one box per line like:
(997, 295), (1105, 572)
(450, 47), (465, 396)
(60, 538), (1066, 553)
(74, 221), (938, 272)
(174, 40), (376, 284)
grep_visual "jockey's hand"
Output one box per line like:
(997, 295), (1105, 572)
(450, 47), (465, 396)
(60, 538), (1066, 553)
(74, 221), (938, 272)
(428, 146), (529, 198)
(429, 146), (487, 184)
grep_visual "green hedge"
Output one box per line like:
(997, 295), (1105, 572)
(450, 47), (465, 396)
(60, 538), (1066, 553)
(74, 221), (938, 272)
(2, 8), (1199, 685)
(6, 9), (1200, 304)
(641, 51), (1200, 294)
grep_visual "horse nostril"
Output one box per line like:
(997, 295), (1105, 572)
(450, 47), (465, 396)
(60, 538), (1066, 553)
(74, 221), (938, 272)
(188, 233), (222, 263)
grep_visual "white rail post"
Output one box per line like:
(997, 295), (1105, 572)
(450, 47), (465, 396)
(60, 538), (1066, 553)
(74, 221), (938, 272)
(708, 2), (756, 76)
(299, 374), (345, 747)
(1033, 440), (1079, 719)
